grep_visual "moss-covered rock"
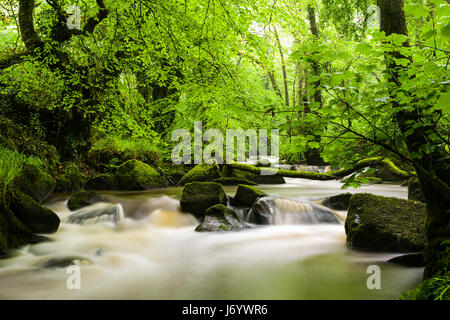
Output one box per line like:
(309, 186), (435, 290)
(9, 191), (60, 234)
(212, 177), (257, 186)
(67, 190), (108, 211)
(318, 193), (353, 210)
(232, 184), (268, 207)
(345, 193), (426, 252)
(408, 178), (425, 203)
(115, 160), (168, 190)
(0, 204), (36, 252)
(222, 165), (286, 184)
(195, 204), (250, 232)
(180, 182), (227, 219)
(14, 163), (55, 202)
(84, 174), (118, 191)
(178, 162), (221, 185)
(160, 163), (190, 185)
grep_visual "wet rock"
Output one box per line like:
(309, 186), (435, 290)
(318, 193), (353, 210)
(195, 204), (251, 232)
(0, 204), (36, 252)
(180, 182), (227, 219)
(116, 159), (168, 190)
(67, 203), (124, 225)
(178, 162), (221, 185)
(345, 193), (426, 252)
(84, 174), (118, 191)
(40, 255), (92, 269)
(9, 191), (60, 234)
(67, 190), (108, 211)
(388, 253), (425, 267)
(232, 184), (268, 207)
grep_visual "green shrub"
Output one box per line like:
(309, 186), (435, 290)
(400, 240), (450, 300)
(88, 136), (161, 168)
(0, 148), (26, 200)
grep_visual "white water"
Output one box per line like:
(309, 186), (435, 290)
(0, 178), (423, 299)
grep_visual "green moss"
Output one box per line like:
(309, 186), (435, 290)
(116, 159), (168, 190)
(9, 190), (60, 234)
(14, 163), (55, 202)
(0, 204), (35, 252)
(232, 184), (268, 207)
(212, 177), (257, 186)
(223, 165), (285, 184)
(180, 182), (227, 219)
(84, 174), (118, 191)
(55, 162), (87, 193)
(345, 193), (426, 252)
(178, 162), (221, 185)
(408, 177), (425, 203)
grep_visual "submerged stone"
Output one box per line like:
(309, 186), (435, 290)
(232, 184), (268, 207)
(67, 190), (108, 211)
(195, 204), (250, 232)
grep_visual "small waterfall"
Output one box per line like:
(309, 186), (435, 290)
(66, 203), (124, 225)
(246, 197), (341, 225)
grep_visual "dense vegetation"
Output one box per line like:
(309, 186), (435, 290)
(0, 0), (448, 299)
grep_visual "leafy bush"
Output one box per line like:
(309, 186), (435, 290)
(400, 240), (450, 300)
(0, 148), (26, 200)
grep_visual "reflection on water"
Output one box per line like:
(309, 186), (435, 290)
(0, 178), (422, 299)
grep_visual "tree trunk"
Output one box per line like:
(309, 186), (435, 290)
(378, 0), (449, 279)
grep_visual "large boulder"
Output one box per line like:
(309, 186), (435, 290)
(408, 178), (425, 203)
(180, 182), (227, 219)
(9, 191), (60, 234)
(84, 174), (118, 191)
(232, 184), (268, 207)
(67, 190), (108, 211)
(195, 204), (251, 232)
(15, 163), (55, 202)
(178, 162), (221, 185)
(115, 160), (168, 190)
(345, 193), (426, 252)
(317, 193), (353, 210)
(0, 205), (36, 252)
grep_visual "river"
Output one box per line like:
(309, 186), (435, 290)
(0, 178), (423, 299)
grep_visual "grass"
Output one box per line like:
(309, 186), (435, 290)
(0, 148), (25, 201)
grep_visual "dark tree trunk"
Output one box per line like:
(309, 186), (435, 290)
(378, 0), (449, 279)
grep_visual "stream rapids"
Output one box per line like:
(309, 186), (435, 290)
(0, 178), (423, 299)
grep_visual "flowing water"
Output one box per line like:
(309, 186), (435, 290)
(0, 178), (423, 299)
